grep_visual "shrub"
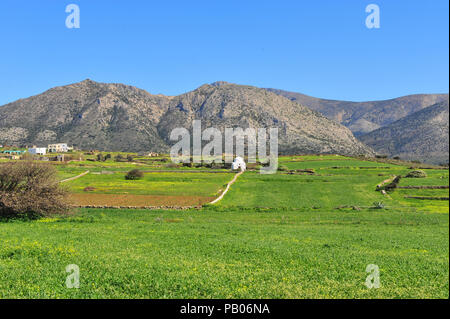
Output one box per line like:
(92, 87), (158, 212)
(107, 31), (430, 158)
(211, 163), (224, 169)
(278, 165), (289, 171)
(0, 161), (70, 219)
(114, 154), (124, 162)
(125, 169), (144, 180)
(20, 152), (34, 161)
(182, 162), (195, 168)
(373, 201), (385, 209)
(405, 170), (427, 178)
(62, 154), (76, 162)
(127, 155), (134, 162)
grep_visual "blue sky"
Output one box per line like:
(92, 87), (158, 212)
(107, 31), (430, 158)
(0, 0), (448, 105)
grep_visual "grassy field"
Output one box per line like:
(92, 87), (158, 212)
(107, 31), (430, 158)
(64, 171), (233, 206)
(0, 155), (448, 298)
(65, 172), (232, 196)
(0, 208), (447, 298)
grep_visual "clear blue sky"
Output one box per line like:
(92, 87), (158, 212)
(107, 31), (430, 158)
(0, 0), (448, 105)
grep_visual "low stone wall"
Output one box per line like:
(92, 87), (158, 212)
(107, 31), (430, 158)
(376, 175), (401, 191)
(286, 169), (315, 175)
(71, 205), (201, 210)
(398, 185), (449, 189)
(404, 196), (449, 201)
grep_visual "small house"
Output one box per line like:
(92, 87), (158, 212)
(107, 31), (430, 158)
(48, 143), (69, 153)
(1, 150), (26, 155)
(28, 147), (47, 155)
(231, 156), (246, 171)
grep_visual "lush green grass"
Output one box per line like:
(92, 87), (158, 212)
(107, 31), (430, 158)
(398, 170), (449, 186)
(387, 169), (449, 213)
(280, 159), (399, 170)
(0, 208), (447, 298)
(64, 171), (233, 197)
(219, 172), (391, 208)
(57, 167), (90, 181)
(0, 155), (448, 299)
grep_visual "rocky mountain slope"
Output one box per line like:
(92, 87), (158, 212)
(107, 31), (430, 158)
(0, 80), (374, 156)
(0, 79), (172, 152)
(359, 101), (449, 165)
(266, 89), (448, 136)
(157, 81), (373, 155)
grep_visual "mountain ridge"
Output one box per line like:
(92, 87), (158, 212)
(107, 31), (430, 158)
(266, 88), (449, 136)
(0, 80), (374, 157)
(359, 101), (449, 165)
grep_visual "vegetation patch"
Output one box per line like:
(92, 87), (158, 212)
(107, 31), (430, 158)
(405, 170), (428, 178)
(125, 169), (144, 180)
(0, 208), (447, 298)
(0, 155), (447, 298)
(0, 161), (70, 219)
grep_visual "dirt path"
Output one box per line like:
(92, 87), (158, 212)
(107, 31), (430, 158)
(60, 170), (89, 183)
(209, 171), (244, 205)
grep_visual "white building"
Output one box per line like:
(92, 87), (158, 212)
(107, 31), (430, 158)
(48, 143), (69, 153)
(231, 156), (246, 171)
(28, 147), (47, 155)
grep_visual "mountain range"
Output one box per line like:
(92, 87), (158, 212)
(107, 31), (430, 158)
(0, 80), (448, 164)
(359, 101), (449, 165)
(267, 88), (448, 164)
(266, 88), (448, 136)
(0, 80), (373, 156)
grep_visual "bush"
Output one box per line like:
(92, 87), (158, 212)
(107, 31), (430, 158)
(125, 169), (144, 180)
(373, 201), (385, 209)
(211, 163), (224, 169)
(127, 155), (134, 162)
(0, 161), (70, 219)
(405, 170), (427, 178)
(277, 165), (289, 171)
(182, 162), (195, 168)
(20, 152), (34, 161)
(114, 154), (124, 162)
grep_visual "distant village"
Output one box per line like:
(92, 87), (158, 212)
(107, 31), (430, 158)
(0, 142), (161, 162)
(0, 143), (73, 161)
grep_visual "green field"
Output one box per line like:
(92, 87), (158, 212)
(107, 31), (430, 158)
(0, 155), (448, 298)
(65, 172), (233, 197)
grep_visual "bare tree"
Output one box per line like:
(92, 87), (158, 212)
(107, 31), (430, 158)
(0, 161), (70, 218)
